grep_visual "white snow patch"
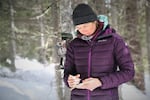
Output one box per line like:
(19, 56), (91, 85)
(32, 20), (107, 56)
(121, 83), (149, 100)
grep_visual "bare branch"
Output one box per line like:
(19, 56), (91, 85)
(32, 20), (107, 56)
(30, 3), (53, 20)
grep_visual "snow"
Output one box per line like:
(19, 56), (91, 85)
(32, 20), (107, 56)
(0, 56), (60, 100)
(0, 56), (150, 100)
(15, 56), (51, 71)
(0, 56), (56, 84)
(121, 84), (149, 100)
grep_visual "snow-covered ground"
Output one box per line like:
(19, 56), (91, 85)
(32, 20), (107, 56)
(0, 56), (150, 100)
(0, 56), (60, 100)
(121, 83), (149, 100)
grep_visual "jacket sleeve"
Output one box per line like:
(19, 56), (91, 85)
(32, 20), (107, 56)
(63, 42), (77, 87)
(100, 38), (135, 89)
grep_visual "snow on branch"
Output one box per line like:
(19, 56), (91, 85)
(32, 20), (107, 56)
(30, 3), (53, 20)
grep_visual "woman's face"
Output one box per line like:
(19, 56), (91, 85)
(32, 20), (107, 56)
(75, 21), (97, 36)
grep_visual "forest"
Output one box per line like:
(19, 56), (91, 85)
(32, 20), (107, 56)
(0, 0), (150, 98)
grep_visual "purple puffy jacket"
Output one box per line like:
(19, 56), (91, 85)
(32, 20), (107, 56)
(63, 25), (135, 100)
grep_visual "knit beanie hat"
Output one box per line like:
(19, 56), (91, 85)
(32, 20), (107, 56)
(72, 3), (97, 25)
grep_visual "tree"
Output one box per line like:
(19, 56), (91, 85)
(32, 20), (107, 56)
(146, 0), (150, 73)
(36, 0), (49, 64)
(9, 0), (16, 72)
(89, 0), (107, 15)
(0, 0), (11, 67)
(125, 0), (145, 90)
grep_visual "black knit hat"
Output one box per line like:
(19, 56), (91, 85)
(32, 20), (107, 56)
(72, 3), (97, 25)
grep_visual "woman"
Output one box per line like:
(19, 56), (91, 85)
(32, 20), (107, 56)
(63, 3), (135, 100)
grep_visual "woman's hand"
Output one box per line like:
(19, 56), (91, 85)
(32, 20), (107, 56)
(76, 77), (102, 91)
(67, 74), (81, 89)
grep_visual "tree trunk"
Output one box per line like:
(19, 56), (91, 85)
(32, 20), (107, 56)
(125, 0), (145, 91)
(60, 0), (73, 33)
(146, 0), (150, 96)
(89, 0), (107, 15)
(59, 0), (72, 99)
(39, 31), (47, 65)
(50, 0), (60, 63)
(110, 0), (119, 30)
(9, 0), (16, 72)
(71, 0), (88, 9)
(38, 2), (47, 65)
(146, 0), (150, 73)
(50, 0), (60, 33)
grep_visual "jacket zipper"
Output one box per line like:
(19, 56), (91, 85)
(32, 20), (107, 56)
(87, 43), (92, 100)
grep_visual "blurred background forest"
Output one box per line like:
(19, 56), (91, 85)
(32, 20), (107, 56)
(0, 0), (150, 95)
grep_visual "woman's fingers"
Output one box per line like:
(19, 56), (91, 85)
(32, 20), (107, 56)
(68, 74), (81, 88)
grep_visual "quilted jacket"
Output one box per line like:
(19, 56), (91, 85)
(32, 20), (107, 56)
(63, 20), (134, 100)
